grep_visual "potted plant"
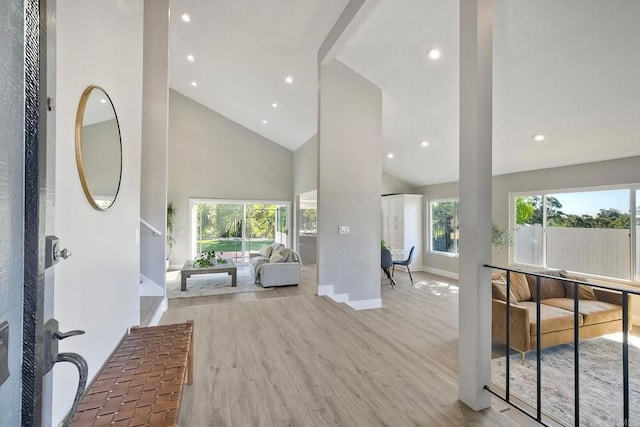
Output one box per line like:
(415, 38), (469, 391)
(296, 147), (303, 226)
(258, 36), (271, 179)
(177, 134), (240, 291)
(491, 223), (514, 249)
(166, 202), (176, 269)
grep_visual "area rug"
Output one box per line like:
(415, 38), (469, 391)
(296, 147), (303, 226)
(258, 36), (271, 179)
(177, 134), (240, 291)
(491, 334), (640, 426)
(166, 265), (273, 299)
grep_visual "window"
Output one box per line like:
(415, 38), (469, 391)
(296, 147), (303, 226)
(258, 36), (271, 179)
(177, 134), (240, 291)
(190, 200), (290, 264)
(513, 188), (634, 280)
(430, 200), (459, 255)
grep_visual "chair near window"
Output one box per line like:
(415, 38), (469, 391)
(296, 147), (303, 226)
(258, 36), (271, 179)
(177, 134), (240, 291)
(381, 248), (396, 287)
(392, 246), (415, 285)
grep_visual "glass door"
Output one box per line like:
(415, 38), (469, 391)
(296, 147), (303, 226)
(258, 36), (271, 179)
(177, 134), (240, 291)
(192, 200), (289, 264)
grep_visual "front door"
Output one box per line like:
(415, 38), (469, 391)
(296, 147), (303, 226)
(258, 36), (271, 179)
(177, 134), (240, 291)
(0, 1), (32, 424)
(0, 1), (56, 424)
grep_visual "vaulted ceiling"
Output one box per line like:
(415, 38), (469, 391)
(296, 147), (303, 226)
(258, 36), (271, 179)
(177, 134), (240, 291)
(169, 0), (640, 187)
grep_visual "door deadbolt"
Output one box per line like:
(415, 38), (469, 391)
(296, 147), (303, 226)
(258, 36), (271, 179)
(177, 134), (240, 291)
(45, 236), (71, 269)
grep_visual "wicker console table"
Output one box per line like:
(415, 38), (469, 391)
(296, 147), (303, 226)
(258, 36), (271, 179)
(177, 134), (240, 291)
(69, 321), (194, 426)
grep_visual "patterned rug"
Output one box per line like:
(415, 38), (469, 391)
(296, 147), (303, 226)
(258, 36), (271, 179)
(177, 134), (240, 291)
(166, 265), (273, 299)
(491, 334), (640, 426)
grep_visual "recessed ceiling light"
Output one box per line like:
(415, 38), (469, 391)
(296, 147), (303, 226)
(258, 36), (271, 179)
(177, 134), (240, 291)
(285, 76), (293, 84)
(271, 102), (278, 108)
(187, 54), (195, 62)
(427, 48), (441, 60)
(532, 134), (545, 142)
(181, 13), (190, 22)
(387, 153), (394, 159)
(191, 81), (197, 87)
(262, 120), (268, 124)
(100, 99), (107, 104)
(420, 140), (429, 147)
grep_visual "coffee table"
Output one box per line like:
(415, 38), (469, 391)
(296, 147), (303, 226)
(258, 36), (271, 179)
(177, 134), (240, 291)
(180, 258), (237, 291)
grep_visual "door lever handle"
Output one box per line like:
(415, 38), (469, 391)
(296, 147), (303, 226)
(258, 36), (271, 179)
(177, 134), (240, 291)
(54, 329), (85, 340)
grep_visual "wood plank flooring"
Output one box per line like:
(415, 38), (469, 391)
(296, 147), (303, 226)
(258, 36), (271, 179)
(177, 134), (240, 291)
(161, 266), (536, 426)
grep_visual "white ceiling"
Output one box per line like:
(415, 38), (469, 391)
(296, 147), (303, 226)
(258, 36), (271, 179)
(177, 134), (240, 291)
(169, 0), (640, 187)
(169, 0), (349, 150)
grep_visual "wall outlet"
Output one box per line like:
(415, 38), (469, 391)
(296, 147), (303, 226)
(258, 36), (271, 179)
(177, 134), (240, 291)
(339, 226), (350, 235)
(0, 321), (9, 386)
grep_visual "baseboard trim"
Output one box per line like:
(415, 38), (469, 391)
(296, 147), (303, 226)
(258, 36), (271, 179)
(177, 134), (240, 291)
(317, 285), (334, 296)
(423, 267), (459, 280)
(318, 285), (380, 309)
(347, 298), (382, 310)
(147, 297), (167, 327)
(317, 284), (349, 303)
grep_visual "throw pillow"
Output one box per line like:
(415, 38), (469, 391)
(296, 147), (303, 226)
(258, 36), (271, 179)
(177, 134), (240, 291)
(269, 251), (284, 263)
(526, 270), (567, 300)
(491, 278), (519, 305)
(278, 248), (293, 262)
(561, 272), (597, 300)
(506, 271), (531, 302)
(258, 244), (272, 258)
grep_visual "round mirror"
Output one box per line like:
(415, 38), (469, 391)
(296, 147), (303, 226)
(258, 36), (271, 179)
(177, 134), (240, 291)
(75, 86), (122, 210)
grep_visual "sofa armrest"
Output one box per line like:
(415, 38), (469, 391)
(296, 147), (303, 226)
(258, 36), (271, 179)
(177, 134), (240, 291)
(492, 299), (531, 353)
(594, 288), (632, 329)
(249, 253), (262, 259)
(261, 262), (300, 287)
(594, 288), (624, 306)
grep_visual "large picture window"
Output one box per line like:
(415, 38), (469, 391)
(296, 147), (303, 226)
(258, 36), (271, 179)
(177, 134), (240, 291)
(430, 200), (459, 255)
(513, 188), (636, 280)
(190, 199), (290, 264)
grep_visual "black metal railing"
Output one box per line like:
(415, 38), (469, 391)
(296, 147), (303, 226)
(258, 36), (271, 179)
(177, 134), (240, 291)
(483, 265), (638, 427)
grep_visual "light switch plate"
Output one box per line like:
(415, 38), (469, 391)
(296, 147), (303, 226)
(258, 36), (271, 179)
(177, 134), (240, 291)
(0, 321), (9, 386)
(339, 226), (350, 235)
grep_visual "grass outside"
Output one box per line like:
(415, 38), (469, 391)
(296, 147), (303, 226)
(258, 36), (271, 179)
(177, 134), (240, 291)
(196, 239), (274, 253)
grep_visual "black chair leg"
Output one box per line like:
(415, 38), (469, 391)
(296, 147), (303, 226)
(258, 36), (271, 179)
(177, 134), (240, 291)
(392, 264), (395, 276)
(382, 268), (395, 287)
(407, 266), (413, 285)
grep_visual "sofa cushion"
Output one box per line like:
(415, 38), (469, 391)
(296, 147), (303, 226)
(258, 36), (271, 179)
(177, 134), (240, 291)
(258, 244), (273, 258)
(560, 272), (597, 300)
(249, 255), (268, 268)
(492, 277), (519, 305)
(507, 272), (531, 302)
(269, 251), (284, 263)
(526, 270), (567, 301)
(518, 301), (583, 334)
(542, 298), (622, 326)
(271, 242), (284, 252)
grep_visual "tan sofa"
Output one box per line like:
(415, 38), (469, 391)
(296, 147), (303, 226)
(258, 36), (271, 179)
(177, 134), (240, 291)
(492, 269), (630, 362)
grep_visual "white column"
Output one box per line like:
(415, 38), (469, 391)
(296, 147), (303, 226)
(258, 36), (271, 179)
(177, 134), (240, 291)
(141, 0), (169, 284)
(458, 0), (493, 410)
(317, 59), (382, 309)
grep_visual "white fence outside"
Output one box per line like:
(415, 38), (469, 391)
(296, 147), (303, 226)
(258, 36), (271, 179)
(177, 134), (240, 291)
(515, 225), (631, 280)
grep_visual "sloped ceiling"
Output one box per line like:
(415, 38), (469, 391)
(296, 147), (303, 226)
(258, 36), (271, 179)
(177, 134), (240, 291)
(170, 0), (640, 186)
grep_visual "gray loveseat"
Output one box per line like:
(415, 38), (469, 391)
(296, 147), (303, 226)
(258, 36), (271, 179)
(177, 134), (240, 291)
(249, 243), (301, 287)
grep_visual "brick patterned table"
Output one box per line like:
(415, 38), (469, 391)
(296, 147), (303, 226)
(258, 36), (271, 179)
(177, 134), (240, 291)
(70, 321), (194, 427)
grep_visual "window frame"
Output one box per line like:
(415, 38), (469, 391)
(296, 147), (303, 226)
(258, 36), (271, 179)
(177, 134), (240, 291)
(509, 183), (640, 285)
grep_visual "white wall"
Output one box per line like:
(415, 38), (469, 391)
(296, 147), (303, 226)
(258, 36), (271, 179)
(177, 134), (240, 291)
(140, 0), (169, 287)
(382, 171), (416, 195)
(168, 90), (293, 265)
(418, 156), (640, 277)
(293, 134), (318, 196)
(54, 1), (143, 424)
(318, 59), (382, 308)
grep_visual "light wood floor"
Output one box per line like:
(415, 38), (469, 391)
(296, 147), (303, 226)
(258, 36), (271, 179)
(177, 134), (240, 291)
(161, 266), (537, 426)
